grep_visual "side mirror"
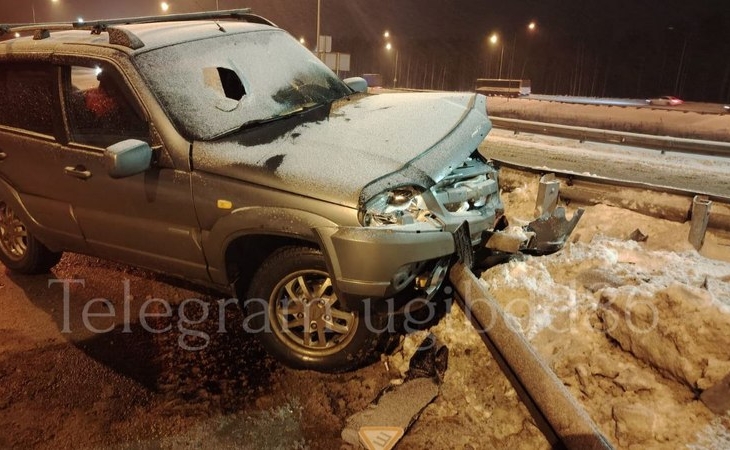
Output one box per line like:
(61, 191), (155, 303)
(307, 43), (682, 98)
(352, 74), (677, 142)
(343, 77), (368, 93)
(104, 139), (152, 178)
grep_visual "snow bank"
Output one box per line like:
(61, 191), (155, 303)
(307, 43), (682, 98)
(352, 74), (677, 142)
(480, 170), (730, 448)
(600, 282), (730, 390)
(487, 97), (730, 142)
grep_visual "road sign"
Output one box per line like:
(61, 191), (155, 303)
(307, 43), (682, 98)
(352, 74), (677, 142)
(320, 52), (350, 73)
(358, 426), (404, 450)
(317, 35), (332, 53)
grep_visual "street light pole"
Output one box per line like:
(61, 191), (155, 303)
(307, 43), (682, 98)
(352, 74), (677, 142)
(674, 34), (688, 95)
(315, 0), (321, 52)
(394, 50), (399, 88)
(31, 0), (59, 24)
(521, 22), (538, 80)
(499, 44), (504, 79)
(490, 33), (504, 79)
(508, 33), (517, 79)
(385, 36), (399, 88)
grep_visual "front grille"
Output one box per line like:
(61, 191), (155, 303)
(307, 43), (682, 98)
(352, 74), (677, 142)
(431, 158), (499, 215)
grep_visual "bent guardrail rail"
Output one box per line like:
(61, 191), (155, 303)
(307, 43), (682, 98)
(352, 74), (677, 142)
(450, 263), (615, 450)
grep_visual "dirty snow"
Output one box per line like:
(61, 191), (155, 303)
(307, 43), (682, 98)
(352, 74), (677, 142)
(486, 97), (730, 142)
(387, 169), (730, 449)
(483, 129), (730, 198)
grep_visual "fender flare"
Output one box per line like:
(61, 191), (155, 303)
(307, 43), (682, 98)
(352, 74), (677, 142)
(203, 206), (339, 285)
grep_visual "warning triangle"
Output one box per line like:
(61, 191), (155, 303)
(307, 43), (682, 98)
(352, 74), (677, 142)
(358, 426), (404, 450)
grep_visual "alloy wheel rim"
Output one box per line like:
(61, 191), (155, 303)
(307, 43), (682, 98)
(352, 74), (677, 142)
(0, 203), (27, 261)
(270, 269), (357, 356)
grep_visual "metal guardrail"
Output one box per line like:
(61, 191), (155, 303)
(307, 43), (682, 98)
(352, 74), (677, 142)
(490, 117), (730, 158)
(450, 263), (615, 450)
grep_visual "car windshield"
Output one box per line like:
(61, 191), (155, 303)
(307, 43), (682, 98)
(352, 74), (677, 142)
(134, 29), (351, 140)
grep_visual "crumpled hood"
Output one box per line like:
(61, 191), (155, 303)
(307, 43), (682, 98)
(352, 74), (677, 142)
(194, 92), (491, 208)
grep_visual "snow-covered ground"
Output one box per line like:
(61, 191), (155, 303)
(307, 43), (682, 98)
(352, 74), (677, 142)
(486, 96), (730, 142)
(388, 99), (730, 449)
(387, 169), (730, 449)
(485, 128), (730, 199)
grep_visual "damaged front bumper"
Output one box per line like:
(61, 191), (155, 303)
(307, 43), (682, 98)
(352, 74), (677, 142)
(481, 172), (584, 263)
(316, 173), (582, 310)
(315, 221), (471, 310)
(482, 206), (584, 258)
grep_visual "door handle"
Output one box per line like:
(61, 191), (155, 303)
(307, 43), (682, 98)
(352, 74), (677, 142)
(0, 151), (6, 161)
(64, 165), (92, 180)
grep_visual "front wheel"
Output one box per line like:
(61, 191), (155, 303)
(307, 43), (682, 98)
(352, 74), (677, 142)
(245, 246), (384, 372)
(0, 201), (62, 274)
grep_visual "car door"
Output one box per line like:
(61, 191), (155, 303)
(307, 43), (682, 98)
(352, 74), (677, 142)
(56, 59), (209, 281)
(0, 60), (87, 252)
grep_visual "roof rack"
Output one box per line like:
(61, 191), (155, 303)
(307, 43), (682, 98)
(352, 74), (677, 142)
(0, 9), (276, 49)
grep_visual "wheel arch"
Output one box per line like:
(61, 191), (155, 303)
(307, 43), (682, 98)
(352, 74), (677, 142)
(203, 206), (341, 295)
(224, 233), (318, 300)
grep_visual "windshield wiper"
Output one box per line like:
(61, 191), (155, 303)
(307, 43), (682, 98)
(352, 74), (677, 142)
(216, 101), (329, 140)
(273, 101), (320, 119)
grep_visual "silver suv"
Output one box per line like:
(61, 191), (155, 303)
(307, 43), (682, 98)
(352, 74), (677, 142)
(0, 10), (504, 372)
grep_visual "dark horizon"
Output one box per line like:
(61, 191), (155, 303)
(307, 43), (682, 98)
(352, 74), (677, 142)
(2, 0), (729, 102)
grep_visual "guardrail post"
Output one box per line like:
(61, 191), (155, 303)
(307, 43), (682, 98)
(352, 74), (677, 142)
(535, 173), (560, 218)
(689, 195), (712, 250)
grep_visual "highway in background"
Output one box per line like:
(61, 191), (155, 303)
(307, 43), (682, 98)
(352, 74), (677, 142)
(527, 94), (730, 114)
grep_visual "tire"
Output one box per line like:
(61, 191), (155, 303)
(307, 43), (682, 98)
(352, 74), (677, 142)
(0, 201), (62, 274)
(245, 246), (384, 372)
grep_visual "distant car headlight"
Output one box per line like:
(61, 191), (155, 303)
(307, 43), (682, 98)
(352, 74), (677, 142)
(360, 187), (431, 226)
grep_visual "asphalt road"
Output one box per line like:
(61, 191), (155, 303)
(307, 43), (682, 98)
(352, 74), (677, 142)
(0, 253), (391, 449)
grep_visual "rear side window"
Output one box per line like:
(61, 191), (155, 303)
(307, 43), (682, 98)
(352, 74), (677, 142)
(0, 62), (54, 135)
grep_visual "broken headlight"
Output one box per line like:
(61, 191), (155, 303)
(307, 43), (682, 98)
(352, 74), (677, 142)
(360, 187), (431, 226)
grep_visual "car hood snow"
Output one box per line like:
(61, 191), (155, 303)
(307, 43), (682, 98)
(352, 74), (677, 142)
(193, 92), (491, 208)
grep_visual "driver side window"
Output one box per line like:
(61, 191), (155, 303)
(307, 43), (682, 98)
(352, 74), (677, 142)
(65, 64), (148, 148)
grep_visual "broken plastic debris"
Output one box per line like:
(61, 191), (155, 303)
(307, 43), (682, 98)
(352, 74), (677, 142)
(523, 207), (585, 255)
(341, 334), (448, 449)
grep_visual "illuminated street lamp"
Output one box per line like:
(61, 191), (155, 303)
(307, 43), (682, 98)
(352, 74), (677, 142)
(160, 2), (170, 13)
(519, 21), (538, 79)
(299, 37), (306, 45)
(490, 22), (538, 80)
(384, 33), (399, 88)
(490, 33), (504, 79)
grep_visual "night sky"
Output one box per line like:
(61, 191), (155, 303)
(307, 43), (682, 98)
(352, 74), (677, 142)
(2, 0), (730, 101)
